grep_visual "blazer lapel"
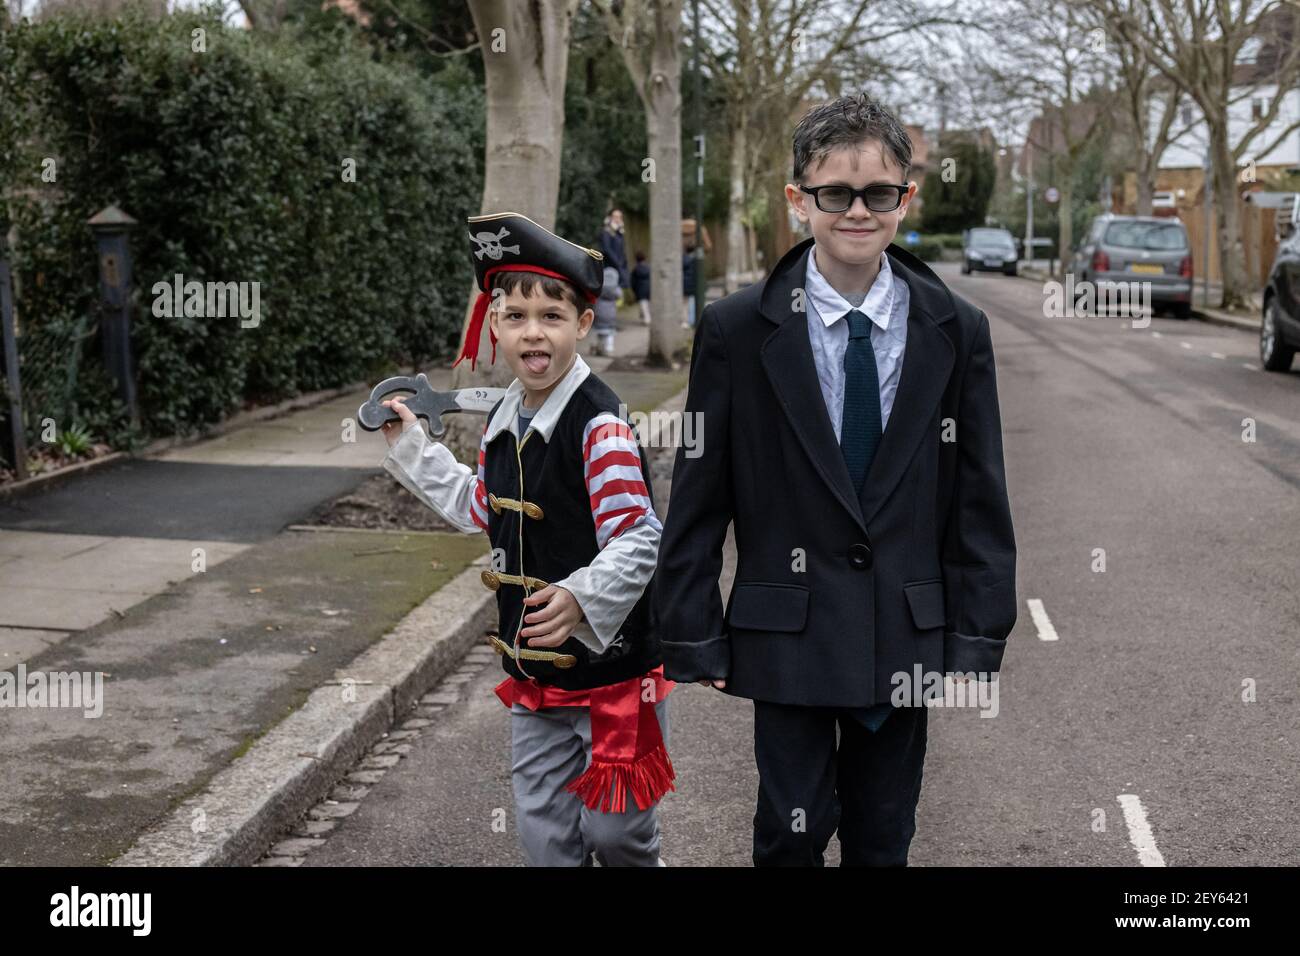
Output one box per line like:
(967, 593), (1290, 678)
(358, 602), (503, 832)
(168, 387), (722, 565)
(759, 241), (867, 534)
(857, 249), (956, 527)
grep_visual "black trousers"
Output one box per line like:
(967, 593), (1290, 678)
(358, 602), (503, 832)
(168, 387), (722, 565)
(752, 701), (928, 866)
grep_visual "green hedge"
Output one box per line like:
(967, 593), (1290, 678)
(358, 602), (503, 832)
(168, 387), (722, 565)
(0, 10), (483, 449)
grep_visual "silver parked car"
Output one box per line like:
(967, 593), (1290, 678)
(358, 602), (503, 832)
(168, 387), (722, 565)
(1072, 214), (1193, 318)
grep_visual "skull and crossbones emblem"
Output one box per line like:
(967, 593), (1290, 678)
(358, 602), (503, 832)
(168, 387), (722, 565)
(469, 227), (521, 261)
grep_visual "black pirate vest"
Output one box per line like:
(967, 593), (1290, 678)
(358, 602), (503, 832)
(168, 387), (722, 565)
(481, 374), (659, 690)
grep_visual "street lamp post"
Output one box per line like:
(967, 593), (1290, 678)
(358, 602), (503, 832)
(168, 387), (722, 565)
(87, 204), (139, 424)
(1025, 144), (1035, 270)
(0, 216), (27, 480)
(1201, 149), (1212, 309)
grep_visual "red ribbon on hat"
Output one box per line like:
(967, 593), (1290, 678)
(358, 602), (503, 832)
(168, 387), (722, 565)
(454, 264), (600, 370)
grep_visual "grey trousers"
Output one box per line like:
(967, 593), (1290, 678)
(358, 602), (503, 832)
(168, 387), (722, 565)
(510, 695), (669, 866)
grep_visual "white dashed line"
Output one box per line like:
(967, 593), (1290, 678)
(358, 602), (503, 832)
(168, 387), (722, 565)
(1117, 794), (1167, 867)
(1210, 351), (1226, 359)
(1151, 331), (1162, 338)
(1242, 362), (1258, 371)
(1026, 598), (1058, 642)
(1180, 341), (1193, 349)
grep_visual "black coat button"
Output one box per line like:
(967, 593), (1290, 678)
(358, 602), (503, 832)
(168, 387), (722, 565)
(848, 543), (873, 569)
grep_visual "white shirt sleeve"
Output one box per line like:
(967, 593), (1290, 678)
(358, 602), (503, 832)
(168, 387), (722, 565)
(551, 412), (663, 654)
(381, 423), (489, 535)
(553, 519), (661, 654)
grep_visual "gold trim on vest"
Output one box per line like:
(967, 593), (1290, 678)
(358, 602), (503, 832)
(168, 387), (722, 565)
(481, 570), (549, 592)
(488, 635), (577, 669)
(488, 492), (544, 520)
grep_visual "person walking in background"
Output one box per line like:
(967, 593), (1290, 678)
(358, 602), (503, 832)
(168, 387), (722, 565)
(631, 250), (652, 325)
(599, 208), (630, 294)
(592, 263), (621, 356)
(681, 244), (698, 329)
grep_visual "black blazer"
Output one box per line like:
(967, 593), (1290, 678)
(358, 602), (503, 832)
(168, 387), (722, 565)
(653, 237), (1017, 707)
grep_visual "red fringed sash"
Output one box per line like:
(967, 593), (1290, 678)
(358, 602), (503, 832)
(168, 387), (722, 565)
(496, 666), (676, 813)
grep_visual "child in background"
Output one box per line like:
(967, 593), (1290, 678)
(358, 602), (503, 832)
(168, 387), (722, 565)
(631, 250), (652, 325)
(591, 263), (621, 356)
(682, 244), (698, 329)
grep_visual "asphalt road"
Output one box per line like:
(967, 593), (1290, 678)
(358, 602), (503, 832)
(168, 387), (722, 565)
(302, 264), (1300, 867)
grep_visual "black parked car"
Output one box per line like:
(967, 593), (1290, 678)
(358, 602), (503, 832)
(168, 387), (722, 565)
(961, 227), (1018, 276)
(1262, 195), (1300, 372)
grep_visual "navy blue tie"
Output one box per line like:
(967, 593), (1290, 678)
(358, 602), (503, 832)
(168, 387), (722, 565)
(840, 308), (882, 493)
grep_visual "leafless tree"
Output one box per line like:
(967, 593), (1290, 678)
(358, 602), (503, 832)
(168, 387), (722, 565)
(1094, 7), (1191, 216)
(1094, 0), (1300, 308)
(591, 0), (684, 367)
(696, 0), (968, 291)
(975, 0), (1118, 276)
(445, 0), (583, 458)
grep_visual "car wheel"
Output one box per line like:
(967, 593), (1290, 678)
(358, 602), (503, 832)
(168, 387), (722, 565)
(1003, 264), (1017, 276)
(1172, 301), (1191, 319)
(961, 261), (970, 275)
(1261, 299), (1296, 371)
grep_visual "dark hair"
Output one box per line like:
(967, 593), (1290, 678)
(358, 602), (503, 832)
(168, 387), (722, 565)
(490, 270), (585, 313)
(635, 250), (646, 261)
(792, 93), (912, 183)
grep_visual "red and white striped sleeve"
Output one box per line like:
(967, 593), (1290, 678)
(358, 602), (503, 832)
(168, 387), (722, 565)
(469, 421), (490, 532)
(582, 412), (663, 549)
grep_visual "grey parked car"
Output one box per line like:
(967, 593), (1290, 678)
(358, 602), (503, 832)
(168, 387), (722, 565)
(1072, 214), (1193, 318)
(962, 227), (1018, 276)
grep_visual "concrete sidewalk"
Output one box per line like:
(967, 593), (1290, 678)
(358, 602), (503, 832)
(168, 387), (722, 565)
(0, 389), (385, 661)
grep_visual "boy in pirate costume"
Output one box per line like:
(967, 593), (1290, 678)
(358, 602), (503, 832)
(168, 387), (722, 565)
(379, 213), (674, 866)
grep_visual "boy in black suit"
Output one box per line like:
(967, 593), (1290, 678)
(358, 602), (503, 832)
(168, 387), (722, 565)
(653, 94), (1017, 865)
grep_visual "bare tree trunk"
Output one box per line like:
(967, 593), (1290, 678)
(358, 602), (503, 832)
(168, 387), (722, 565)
(1056, 179), (1073, 282)
(238, 0), (287, 29)
(1134, 151), (1154, 217)
(446, 0), (578, 458)
(725, 118), (748, 294)
(642, 0), (684, 367)
(1207, 121), (1247, 309)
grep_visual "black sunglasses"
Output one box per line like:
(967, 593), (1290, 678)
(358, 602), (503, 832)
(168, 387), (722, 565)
(799, 182), (909, 214)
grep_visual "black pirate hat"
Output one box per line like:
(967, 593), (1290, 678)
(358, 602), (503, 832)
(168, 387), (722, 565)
(457, 212), (605, 369)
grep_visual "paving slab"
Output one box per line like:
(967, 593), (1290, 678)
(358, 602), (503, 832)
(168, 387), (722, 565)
(0, 528), (487, 866)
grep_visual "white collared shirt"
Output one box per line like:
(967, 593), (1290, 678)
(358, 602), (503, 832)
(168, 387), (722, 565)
(483, 352), (592, 444)
(804, 245), (910, 440)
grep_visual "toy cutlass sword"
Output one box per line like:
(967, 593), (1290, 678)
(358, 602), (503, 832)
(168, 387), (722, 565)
(356, 373), (506, 438)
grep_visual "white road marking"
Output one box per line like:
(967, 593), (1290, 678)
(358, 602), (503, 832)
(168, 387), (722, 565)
(1117, 794), (1167, 867)
(1210, 351), (1226, 359)
(1151, 331), (1162, 338)
(1242, 362), (1258, 371)
(1180, 341), (1193, 349)
(1026, 598), (1059, 642)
